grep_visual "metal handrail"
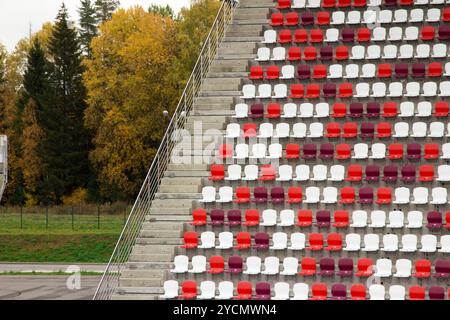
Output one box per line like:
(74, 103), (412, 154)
(0, 135), (7, 202)
(93, 0), (235, 300)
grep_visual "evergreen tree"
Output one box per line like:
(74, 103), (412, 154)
(22, 39), (50, 101)
(78, 0), (98, 56)
(39, 4), (90, 204)
(148, 4), (175, 19)
(94, 0), (120, 23)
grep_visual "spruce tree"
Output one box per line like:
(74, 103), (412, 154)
(94, 0), (120, 23)
(39, 4), (90, 204)
(78, 0), (97, 56)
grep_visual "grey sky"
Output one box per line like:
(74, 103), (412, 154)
(0, 0), (191, 52)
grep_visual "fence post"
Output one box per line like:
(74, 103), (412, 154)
(97, 205), (100, 229)
(20, 206), (23, 229)
(45, 206), (48, 229)
(71, 205), (74, 231)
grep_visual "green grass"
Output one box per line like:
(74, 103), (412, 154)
(0, 271), (105, 276)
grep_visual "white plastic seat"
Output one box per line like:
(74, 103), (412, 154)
(406, 211), (423, 229)
(311, 164), (327, 181)
(370, 143), (386, 159)
(372, 27), (386, 41)
(272, 282), (290, 300)
(242, 164), (257, 180)
(273, 123), (290, 138)
(280, 257), (299, 276)
(256, 47), (270, 62)
(414, 44), (430, 59)
(261, 256), (280, 275)
(271, 47), (286, 61)
(225, 123), (240, 138)
(241, 84), (256, 99)
(417, 101), (432, 117)
(343, 233), (361, 251)
(216, 281), (233, 299)
(292, 0), (306, 8)
(363, 10), (377, 24)
(329, 165), (345, 181)
(368, 210), (386, 228)
(405, 82), (420, 97)
(379, 10), (393, 24)
(303, 186), (320, 203)
(190, 255), (207, 273)
(371, 82), (386, 97)
(404, 26), (418, 41)
(306, 0), (321, 7)
(328, 64), (343, 79)
(401, 44), (414, 59)
(217, 186), (233, 203)
(430, 0), (444, 3)
(288, 233), (306, 250)
(415, 0), (428, 5)
(393, 9), (407, 23)
(389, 285), (406, 300)
(392, 122), (409, 138)
(361, 64), (376, 78)
(315, 103), (329, 118)
(382, 45), (397, 59)
(422, 82), (437, 97)
(368, 0), (381, 5)
(198, 231), (216, 249)
(292, 283), (309, 300)
(366, 45), (381, 59)
(346, 11), (361, 24)
(270, 232), (288, 250)
(257, 84), (272, 99)
(243, 256), (262, 275)
(350, 45), (365, 60)
(262, 30), (277, 44)
(278, 210), (295, 227)
(171, 255), (189, 273)
(387, 82), (403, 97)
(351, 210), (367, 228)
(260, 209), (277, 226)
(282, 103), (298, 118)
(353, 143), (369, 159)
(321, 186), (338, 204)
(387, 211), (404, 228)
(160, 280), (179, 299)
(430, 187), (447, 204)
(411, 122), (427, 138)
(438, 235), (450, 253)
(429, 122), (444, 138)
(199, 186), (216, 203)
(437, 165), (450, 182)
(292, 123), (307, 138)
(277, 165), (293, 182)
(294, 165), (310, 181)
(258, 123), (273, 138)
(444, 62), (450, 76)
(393, 260), (411, 278)
(280, 65), (295, 79)
(198, 281), (216, 300)
(442, 143), (450, 159)
(439, 81), (450, 97)
(298, 103), (314, 118)
(272, 84), (287, 99)
(330, 11), (345, 25)
(234, 144), (249, 160)
(420, 235), (437, 252)
(354, 82), (370, 98)
(382, 234), (399, 252)
(324, 28), (339, 42)
(362, 234), (380, 252)
(307, 122), (324, 138)
(217, 232), (233, 249)
(374, 259), (392, 278)
(432, 44), (447, 58)
(233, 103), (248, 118)
(249, 143), (267, 159)
(400, 234), (418, 252)
(399, 102), (414, 117)
(225, 165), (241, 181)
(267, 143), (282, 159)
(410, 8), (424, 22)
(388, 27), (402, 41)
(393, 187), (410, 204)
(426, 8), (440, 22)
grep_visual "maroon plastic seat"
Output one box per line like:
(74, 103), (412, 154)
(341, 28), (355, 42)
(366, 102), (380, 118)
(438, 25), (450, 41)
(384, 0), (397, 6)
(401, 165), (416, 183)
(227, 256), (243, 274)
(255, 282), (271, 300)
(426, 211), (442, 230)
(360, 122), (374, 138)
(303, 144), (317, 159)
(319, 143), (334, 159)
(365, 165), (380, 182)
(434, 260), (450, 278)
(331, 284), (347, 300)
(358, 187), (373, 204)
(323, 83), (337, 98)
(250, 103), (264, 119)
(320, 46), (333, 61)
(301, 12), (314, 26)
(383, 165), (398, 183)
(395, 63), (408, 79)
(337, 258), (353, 277)
(412, 63), (425, 78)
(271, 187), (285, 204)
(227, 210), (242, 226)
(319, 258), (335, 276)
(429, 286), (445, 300)
(297, 65), (311, 80)
(254, 233), (270, 250)
(316, 210), (331, 227)
(349, 103), (363, 118)
(210, 209), (225, 226)
(253, 187), (268, 203)
(407, 144), (421, 159)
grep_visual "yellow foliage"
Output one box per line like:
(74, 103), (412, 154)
(62, 188), (88, 205)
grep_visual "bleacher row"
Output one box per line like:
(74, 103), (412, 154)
(160, 0), (450, 299)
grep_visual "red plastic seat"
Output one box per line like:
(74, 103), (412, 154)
(294, 29), (308, 43)
(191, 209), (207, 226)
(278, 29), (292, 43)
(350, 284), (366, 300)
(424, 143), (439, 160)
(288, 187), (302, 203)
(285, 12), (299, 26)
(335, 46), (349, 60)
(428, 62), (442, 78)
(306, 84), (320, 98)
(419, 165), (434, 182)
(414, 259), (431, 278)
(355, 258), (374, 277)
(235, 186), (251, 203)
(338, 0), (351, 7)
(409, 286), (425, 301)
(259, 165), (276, 181)
(388, 143), (403, 160)
(243, 123), (257, 138)
(325, 122), (341, 138)
(444, 8), (450, 22)
(311, 283), (327, 300)
(219, 144), (233, 159)
(265, 65), (280, 80)
(382, 101), (398, 118)
(270, 12), (284, 26)
(297, 209), (313, 226)
(307, 233), (324, 250)
(338, 83), (353, 98)
(299, 257), (316, 276)
(340, 187), (355, 204)
(244, 209), (259, 226)
(343, 122), (357, 138)
(434, 101), (449, 117)
(310, 29), (323, 43)
(332, 103), (347, 118)
(421, 26), (435, 41)
(336, 143), (351, 159)
(332, 210), (349, 227)
(208, 256), (225, 274)
(376, 122), (392, 138)
(325, 233), (343, 251)
(346, 164), (363, 182)
(287, 47), (301, 61)
(276, 0), (291, 9)
(182, 231), (198, 249)
(444, 211), (450, 229)
(289, 84), (304, 99)
(316, 11), (330, 25)
(181, 280), (197, 299)
(357, 28), (371, 42)
(303, 46), (317, 60)
(322, 0), (336, 7)
(209, 164), (225, 181)
(266, 103), (281, 118)
(235, 232), (251, 249)
(286, 144), (300, 159)
(249, 66), (264, 80)
(399, 0), (412, 5)
(353, 0), (367, 7)
(236, 281), (252, 300)
(377, 64), (392, 78)
(376, 187), (392, 204)
(312, 64), (327, 79)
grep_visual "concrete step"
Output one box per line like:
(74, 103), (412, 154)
(167, 164), (208, 171)
(136, 237), (183, 245)
(158, 185), (201, 193)
(131, 245), (177, 254)
(165, 171), (209, 178)
(144, 215), (191, 223)
(116, 287), (163, 295)
(239, 0), (274, 8)
(202, 78), (241, 91)
(160, 177), (202, 186)
(119, 278), (163, 287)
(140, 223), (184, 231)
(154, 193), (201, 199)
(151, 199), (194, 208)
(139, 230), (183, 238)
(112, 294), (157, 300)
(218, 42), (256, 55)
(149, 208), (191, 216)
(129, 254), (173, 263)
(120, 269), (165, 278)
(211, 59), (249, 72)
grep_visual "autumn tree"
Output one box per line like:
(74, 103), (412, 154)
(79, 0), (98, 56)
